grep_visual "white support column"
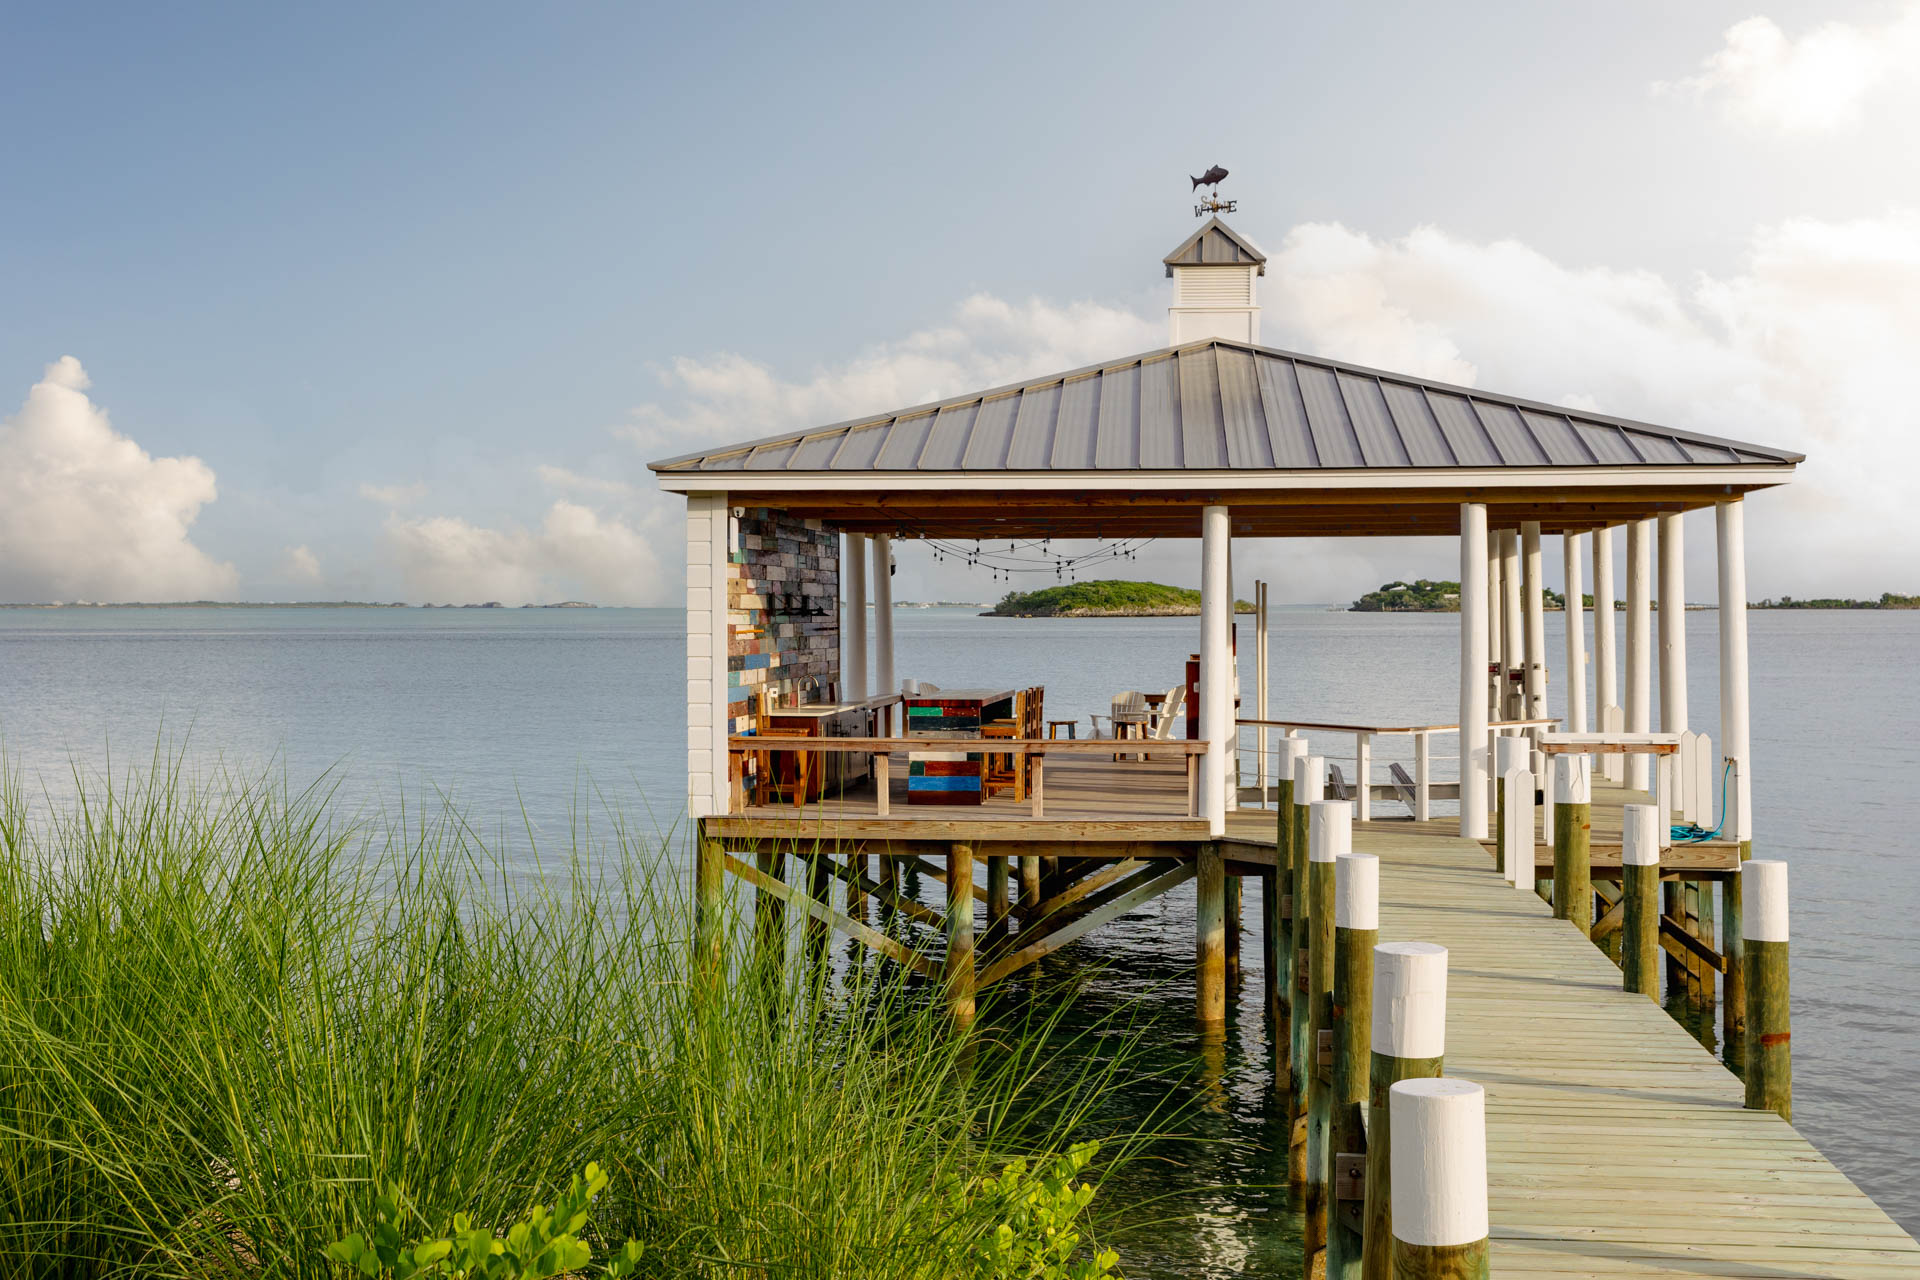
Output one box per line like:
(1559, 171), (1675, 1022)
(1459, 503), (1490, 839)
(1563, 533), (1588, 735)
(1593, 527), (1619, 782)
(1521, 522), (1546, 727)
(1716, 501), (1753, 841)
(1256, 580), (1270, 799)
(1200, 505), (1232, 836)
(686, 494), (732, 818)
(1625, 519), (1653, 791)
(1499, 530), (1523, 721)
(1413, 731), (1432, 822)
(871, 533), (894, 700)
(1658, 512), (1689, 736)
(845, 532), (868, 701)
(1487, 541), (1504, 723)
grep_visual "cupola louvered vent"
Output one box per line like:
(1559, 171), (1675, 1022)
(1175, 266), (1253, 307)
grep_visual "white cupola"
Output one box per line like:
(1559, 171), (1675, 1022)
(1163, 216), (1266, 345)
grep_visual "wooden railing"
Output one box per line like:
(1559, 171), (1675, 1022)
(727, 735), (1210, 819)
(1235, 716), (1558, 821)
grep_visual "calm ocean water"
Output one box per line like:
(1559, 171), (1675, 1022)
(0, 604), (1913, 1270)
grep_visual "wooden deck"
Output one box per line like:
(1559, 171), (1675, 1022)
(1293, 822), (1920, 1278)
(711, 760), (1917, 1272)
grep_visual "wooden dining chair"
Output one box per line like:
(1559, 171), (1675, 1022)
(755, 726), (815, 809)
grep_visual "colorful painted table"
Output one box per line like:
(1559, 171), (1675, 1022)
(904, 687), (1015, 805)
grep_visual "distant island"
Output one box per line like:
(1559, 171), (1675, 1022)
(984, 580), (1255, 618)
(1753, 594), (1918, 609)
(1350, 580), (1608, 612)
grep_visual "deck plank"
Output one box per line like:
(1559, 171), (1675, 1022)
(1344, 820), (1919, 1279)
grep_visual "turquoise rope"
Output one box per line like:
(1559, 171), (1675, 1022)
(1670, 759), (1734, 844)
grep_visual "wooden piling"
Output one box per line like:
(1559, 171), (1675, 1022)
(1694, 875), (1718, 1011)
(1225, 873), (1243, 985)
(1389, 1079), (1490, 1280)
(695, 825), (726, 997)
(1263, 866), (1281, 1058)
(1019, 854), (1041, 917)
(1363, 941), (1447, 1280)
(1622, 804), (1660, 999)
(1290, 755), (1325, 1187)
(1743, 859), (1791, 1120)
(946, 842), (976, 1035)
(1276, 739), (1306, 1095)
(847, 851), (868, 921)
(878, 854), (899, 927)
(1304, 800), (1349, 1274)
(1723, 838), (1751, 1041)
(1328, 852), (1379, 1280)
(1197, 841), (1227, 1027)
(753, 846), (787, 974)
(1493, 737), (1526, 878)
(1552, 755), (1592, 934)
(987, 854), (1010, 937)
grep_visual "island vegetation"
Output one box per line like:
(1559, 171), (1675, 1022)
(984, 580), (1254, 617)
(1752, 593), (1920, 609)
(1350, 580), (1616, 612)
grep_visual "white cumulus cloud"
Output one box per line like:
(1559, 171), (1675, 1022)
(383, 499), (663, 605)
(1657, 5), (1920, 133)
(0, 357), (236, 602)
(622, 294), (1160, 459)
(281, 544), (323, 584)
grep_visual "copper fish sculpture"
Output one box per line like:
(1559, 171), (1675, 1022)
(1190, 165), (1228, 191)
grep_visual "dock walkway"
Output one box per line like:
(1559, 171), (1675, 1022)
(1338, 821), (1920, 1278)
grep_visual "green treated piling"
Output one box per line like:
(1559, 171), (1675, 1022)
(1552, 755), (1592, 935)
(1327, 851), (1378, 1280)
(1621, 805), (1661, 999)
(1742, 859), (1791, 1121)
(1362, 941), (1447, 1280)
(1289, 754), (1324, 1188)
(1302, 799), (1347, 1274)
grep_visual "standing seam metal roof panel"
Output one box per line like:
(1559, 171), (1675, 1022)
(1255, 358), (1320, 467)
(1216, 346), (1273, 468)
(874, 412), (935, 469)
(1474, 401), (1549, 466)
(1630, 432), (1688, 465)
(1178, 347), (1227, 469)
(1094, 362), (1140, 469)
(1338, 373), (1413, 467)
(1521, 410), (1599, 466)
(1380, 381), (1458, 466)
(1005, 381), (1063, 470)
(1574, 421), (1641, 466)
(1051, 375), (1101, 470)
(744, 441), (798, 470)
(1424, 390), (1502, 466)
(790, 432), (845, 469)
(960, 395), (1019, 469)
(1295, 364), (1365, 467)
(829, 421), (889, 470)
(916, 402), (980, 470)
(1137, 356), (1182, 469)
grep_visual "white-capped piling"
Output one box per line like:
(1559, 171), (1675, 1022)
(1502, 769), (1533, 891)
(1328, 852), (1379, 1280)
(1553, 754), (1593, 932)
(1362, 941), (1448, 1280)
(1621, 804), (1660, 998)
(1288, 754), (1326, 1186)
(1743, 860), (1792, 1120)
(1493, 736), (1528, 879)
(1389, 1079), (1490, 1280)
(1303, 799), (1351, 1269)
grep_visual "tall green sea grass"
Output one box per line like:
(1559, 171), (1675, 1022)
(0, 760), (1150, 1278)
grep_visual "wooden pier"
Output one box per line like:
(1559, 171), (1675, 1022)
(697, 755), (1920, 1277)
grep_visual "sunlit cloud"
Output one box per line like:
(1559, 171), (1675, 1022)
(0, 357), (236, 602)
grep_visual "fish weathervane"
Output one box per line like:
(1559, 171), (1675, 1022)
(1190, 164), (1236, 217)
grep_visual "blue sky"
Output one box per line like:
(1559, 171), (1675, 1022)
(5, 0), (1917, 603)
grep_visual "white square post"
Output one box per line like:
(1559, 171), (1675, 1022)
(686, 494), (732, 818)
